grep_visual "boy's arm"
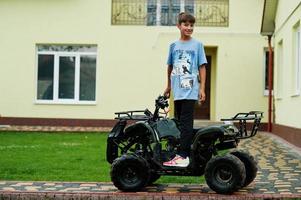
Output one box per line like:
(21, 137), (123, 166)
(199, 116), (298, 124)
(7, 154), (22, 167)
(199, 64), (206, 103)
(164, 65), (172, 98)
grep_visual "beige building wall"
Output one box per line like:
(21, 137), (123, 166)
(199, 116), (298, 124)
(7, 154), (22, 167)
(273, 1), (301, 128)
(0, 0), (268, 122)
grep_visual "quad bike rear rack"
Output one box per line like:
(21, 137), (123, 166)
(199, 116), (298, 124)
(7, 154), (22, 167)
(221, 111), (263, 139)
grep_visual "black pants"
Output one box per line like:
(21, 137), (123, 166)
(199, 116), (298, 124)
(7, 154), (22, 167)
(174, 99), (196, 158)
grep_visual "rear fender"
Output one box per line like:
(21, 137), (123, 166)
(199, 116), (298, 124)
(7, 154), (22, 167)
(192, 125), (238, 153)
(192, 126), (224, 151)
(190, 126), (224, 173)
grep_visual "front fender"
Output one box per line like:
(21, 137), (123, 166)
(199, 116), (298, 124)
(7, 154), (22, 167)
(107, 120), (127, 164)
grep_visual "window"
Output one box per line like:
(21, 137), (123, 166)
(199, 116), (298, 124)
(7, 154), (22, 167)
(147, 0), (194, 26)
(292, 22), (300, 96)
(112, 0), (229, 26)
(264, 48), (274, 96)
(159, 0), (181, 26)
(276, 40), (283, 99)
(37, 45), (97, 104)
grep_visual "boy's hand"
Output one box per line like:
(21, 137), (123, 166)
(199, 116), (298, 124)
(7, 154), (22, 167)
(164, 87), (171, 98)
(199, 90), (206, 104)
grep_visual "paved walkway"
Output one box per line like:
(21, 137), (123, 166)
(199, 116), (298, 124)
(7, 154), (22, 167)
(1, 131), (301, 199)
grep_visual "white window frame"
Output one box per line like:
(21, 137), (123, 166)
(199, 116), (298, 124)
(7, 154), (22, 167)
(36, 51), (97, 105)
(276, 40), (284, 99)
(156, 0), (161, 26)
(180, 0), (185, 12)
(292, 22), (301, 97)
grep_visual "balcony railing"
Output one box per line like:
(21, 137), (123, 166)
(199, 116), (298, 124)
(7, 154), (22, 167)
(112, 0), (229, 26)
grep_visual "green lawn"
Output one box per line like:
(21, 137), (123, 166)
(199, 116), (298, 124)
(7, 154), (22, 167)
(0, 132), (204, 184)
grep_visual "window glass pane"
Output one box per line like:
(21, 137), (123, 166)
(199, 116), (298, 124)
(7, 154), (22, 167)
(296, 29), (300, 91)
(161, 0), (180, 26)
(265, 51), (274, 90)
(171, 0), (180, 25)
(147, 0), (157, 25)
(37, 54), (54, 100)
(59, 56), (75, 99)
(276, 41), (283, 97)
(80, 56), (96, 101)
(185, 0), (194, 15)
(161, 0), (169, 25)
(292, 23), (300, 94)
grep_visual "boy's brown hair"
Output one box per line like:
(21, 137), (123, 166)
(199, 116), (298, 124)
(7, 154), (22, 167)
(178, 12), (195, 24)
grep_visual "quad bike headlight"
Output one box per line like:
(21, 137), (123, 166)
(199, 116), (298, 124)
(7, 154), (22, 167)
(223, 120), (233, 125)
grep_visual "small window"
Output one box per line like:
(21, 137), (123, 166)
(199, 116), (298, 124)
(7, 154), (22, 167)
(154, 0), (194, 26)
(36, 45), (97, 104)
(292, 22), (300, 96)
(276, 40), (283, 99)
(264, 48), (274, 96)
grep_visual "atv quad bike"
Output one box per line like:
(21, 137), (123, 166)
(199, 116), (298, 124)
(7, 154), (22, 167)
(106, 95), (263, 194)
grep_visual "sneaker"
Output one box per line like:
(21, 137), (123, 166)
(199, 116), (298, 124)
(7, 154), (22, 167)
(163, 155), (189, 167)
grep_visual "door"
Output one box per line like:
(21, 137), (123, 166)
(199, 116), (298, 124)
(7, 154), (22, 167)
(194, 56), (211, 119)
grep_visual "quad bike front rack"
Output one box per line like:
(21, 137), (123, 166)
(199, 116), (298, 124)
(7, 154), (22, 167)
(221, 111), (263, 139)
(114, 110), (151, 121)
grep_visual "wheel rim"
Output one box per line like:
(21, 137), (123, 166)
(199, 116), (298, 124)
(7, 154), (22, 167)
(214, 165), (233, 183)
(121, 166), (139, 185)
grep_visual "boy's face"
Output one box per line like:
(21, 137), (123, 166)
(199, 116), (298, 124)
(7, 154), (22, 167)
(177, 22), (194, 38)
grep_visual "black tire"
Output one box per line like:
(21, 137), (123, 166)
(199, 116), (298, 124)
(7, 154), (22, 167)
(230, 150), (258, 187)
(204, 154), (246, 194)
(147, 172), (161, 185)
(111, 154), (150, 191)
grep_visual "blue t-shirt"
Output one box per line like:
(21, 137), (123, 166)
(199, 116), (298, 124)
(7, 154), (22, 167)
(167, 38), (207, 100)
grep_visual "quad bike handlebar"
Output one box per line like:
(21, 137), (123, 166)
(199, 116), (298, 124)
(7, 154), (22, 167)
(114, 95), (169, 121)
(221, 111), (264, 139)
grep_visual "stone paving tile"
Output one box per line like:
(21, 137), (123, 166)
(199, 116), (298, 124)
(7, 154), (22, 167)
(241, 133), (301, 195)
(1, 132), (301, 199)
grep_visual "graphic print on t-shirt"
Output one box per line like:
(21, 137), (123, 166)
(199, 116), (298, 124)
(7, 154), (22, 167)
(171, 50), (195, 89)
(180, 76), (194, 89)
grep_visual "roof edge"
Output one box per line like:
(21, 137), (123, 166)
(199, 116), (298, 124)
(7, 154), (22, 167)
(260, 0), (279, 36)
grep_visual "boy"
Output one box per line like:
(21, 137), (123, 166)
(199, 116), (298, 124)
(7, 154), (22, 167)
(163, 12), (207, 167)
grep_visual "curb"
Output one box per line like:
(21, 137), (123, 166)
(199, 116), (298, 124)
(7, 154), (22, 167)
(1, 191), (301, 200)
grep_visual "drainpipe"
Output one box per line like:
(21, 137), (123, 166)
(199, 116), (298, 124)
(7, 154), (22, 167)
(267, 35), (273, 132)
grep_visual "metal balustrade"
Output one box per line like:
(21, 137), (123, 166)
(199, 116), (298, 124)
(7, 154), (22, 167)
(111, 0), (229, 26)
